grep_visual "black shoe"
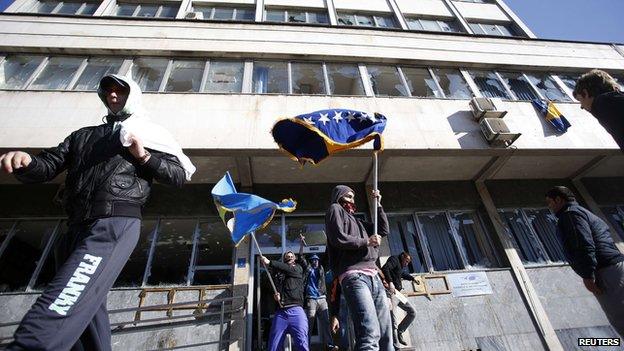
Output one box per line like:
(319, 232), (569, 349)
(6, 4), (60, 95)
(397, 331), (408, 346)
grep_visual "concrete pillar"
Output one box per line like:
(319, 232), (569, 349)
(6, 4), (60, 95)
(228, 235), (251, 351)
(475, 155), (563, 351)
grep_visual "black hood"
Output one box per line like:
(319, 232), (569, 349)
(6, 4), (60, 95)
(331, 185), (354, 204)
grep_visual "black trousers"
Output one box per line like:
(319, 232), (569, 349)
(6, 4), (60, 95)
(7, 217), (140, 351)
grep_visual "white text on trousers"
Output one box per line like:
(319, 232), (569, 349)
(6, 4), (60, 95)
(48, 254), (102, 316)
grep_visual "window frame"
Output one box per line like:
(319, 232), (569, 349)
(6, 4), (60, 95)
(114, 1), (179, 18)
(336, 11), (397, 29)
(191, 3), (255, 21)
(406, 17), (462, 33)
(27, 0), (100, 15)
(263, 8), (329, 24)
(469, 22), (516, 37)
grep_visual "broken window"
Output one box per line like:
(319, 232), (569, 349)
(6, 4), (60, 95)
(30, 56), (84, 90)
(337, 12), (397, 28)
(400, 67), (439, 98)
(524, 209), (566, 262)
(0, 220), (59, 292)
(204, 61), (244, 93)
(252, 61), (289, 94)
(190, 218), (234, 285)
(326, 63), (365, 96)
(73, 57), (123, 91)
(115, 3), (177, 18)
(556, 73), (580, 91)
(499, 209), (549, 264)
(265, 9), (329, 24)
(499, 71), (539, 100)
(114, 219), (158, 287)
(193, 5), (254, 21)
(367, 65), (408, 97)
(432, 68), (472, 99)
(285, 216), (327, 248)
(417, 213), (464, 271)
(387, 215), (427, 273)
(524, 73), (571, 101)
(406, 17), (462, 33)
(0, 55), (44, 89)
(30, 0), (98, 15)
(165, 59), (204, 92)
(255, 222), (282, 248)
(601, 206), (624, 241)
(132, 57), (168, 92)
(449, 211), (499, 268)
(291, 62), (326, 95)
(147, 218), (196, 285)
(469, 70), (511, 99)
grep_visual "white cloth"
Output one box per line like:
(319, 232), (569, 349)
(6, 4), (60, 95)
(119, 115), (196, 181)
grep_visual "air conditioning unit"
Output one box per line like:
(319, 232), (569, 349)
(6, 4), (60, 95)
(185, 11), (203, 20)
(470, 97), (507, 121)
(480, 118), (521, 147)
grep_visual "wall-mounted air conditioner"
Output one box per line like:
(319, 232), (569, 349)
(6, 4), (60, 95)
(185, 11), (204, 20)
(479, 118), (521, 147)
(470, 97), (507, 121)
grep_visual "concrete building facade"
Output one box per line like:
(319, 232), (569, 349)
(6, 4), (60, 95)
(0, 0), (623, 350)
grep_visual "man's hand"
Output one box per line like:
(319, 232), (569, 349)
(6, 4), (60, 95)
(583, 278), (602, 295)
(260, 256), (270, 265)
(368, 234), (381, 247)
(371, 189), (382, 206)
(126, 134), (150, 163)
(330, 316), (340, 334)
(0, 151), (32, 174)
(388, 282), (396, 295)
(273, 293), (281, 303)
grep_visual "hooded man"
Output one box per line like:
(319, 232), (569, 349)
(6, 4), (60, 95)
(261, 249), (309, 351)
(325, 185), (393, 351)
(1, 74), (188, 351)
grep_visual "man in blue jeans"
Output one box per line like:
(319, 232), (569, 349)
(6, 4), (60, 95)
(325, 185), (393, 351)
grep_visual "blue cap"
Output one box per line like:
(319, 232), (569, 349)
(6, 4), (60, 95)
(309, 254), (320, 261)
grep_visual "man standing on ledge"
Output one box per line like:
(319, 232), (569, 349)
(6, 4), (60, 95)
(1, 74), (187, 351)
(381, 252), (416, 348)
(546, 186), (624, 337)
(325, 185), (393, 351)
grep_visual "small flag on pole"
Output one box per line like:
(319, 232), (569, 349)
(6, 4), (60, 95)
(532, 99), (572, 133)
(211, 172), (296, 245)
(271, 109), (387, 165)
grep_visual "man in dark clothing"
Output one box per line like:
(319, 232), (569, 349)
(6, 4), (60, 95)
(381, 252), (416, 347)
(325, 185), (393, 351)
(261, 250), (309, 351)
(0, 75), (187, 351)
(573, 69), (624, 150)
(546, 186), (624, 337)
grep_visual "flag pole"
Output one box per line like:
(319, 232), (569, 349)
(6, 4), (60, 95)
(250, 232), (282, 308)
(373, 151), (378, 235)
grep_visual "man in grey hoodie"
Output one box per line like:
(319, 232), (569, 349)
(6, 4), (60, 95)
(325, 185), (393, 351)
(1, 75), (186, 351)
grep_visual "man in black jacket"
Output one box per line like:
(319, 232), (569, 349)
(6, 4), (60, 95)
(325, 185), (393, 351)
(546, 186), (624, 337)
(573, 69), (624, 150)
(261, 250), (309, 351)
(381, 252), (416, 347)
(1, 75), (186, 351)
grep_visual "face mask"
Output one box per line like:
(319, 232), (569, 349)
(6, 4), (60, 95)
(340, 201), (357, 214)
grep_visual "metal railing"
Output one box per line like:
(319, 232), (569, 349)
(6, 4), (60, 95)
(0, 288), (246, 350)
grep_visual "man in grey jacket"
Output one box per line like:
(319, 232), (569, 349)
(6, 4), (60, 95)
(325, 185), (393, 351)
(546, 186), (624, 337)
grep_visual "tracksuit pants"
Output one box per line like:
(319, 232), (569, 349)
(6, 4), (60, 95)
(6, 217), (140, 351)
(268, 305), (309, 351)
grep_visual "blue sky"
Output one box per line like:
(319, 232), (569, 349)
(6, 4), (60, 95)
(505, 0), (624, 44)
(0, 0), (622, 44)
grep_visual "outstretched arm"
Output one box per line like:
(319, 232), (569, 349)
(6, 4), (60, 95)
(4, 133), (73, 183)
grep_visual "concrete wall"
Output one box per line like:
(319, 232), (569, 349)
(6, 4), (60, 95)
(332, 0), (392, 13)
(264, 0), (326, 9)
(404, 269), (546, 350)
(0, 92), (619, 153)
(0, 288), (232, 350)
(395, 0), (453, 18)
(0, 15), (622, 69)
(582, 177), (624, 205)
(526, 266), (623, 350)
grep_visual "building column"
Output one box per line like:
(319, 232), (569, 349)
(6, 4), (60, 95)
(228, 235), (251, 351)
(441, 0), (472, 34)
(475, 155), (563, 351)
(324, 0), (338, 26)
(385, 0), (408, 30)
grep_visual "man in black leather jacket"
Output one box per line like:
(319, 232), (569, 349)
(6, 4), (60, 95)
(546, 186), (624, 337)
(0, 74), (186, 351)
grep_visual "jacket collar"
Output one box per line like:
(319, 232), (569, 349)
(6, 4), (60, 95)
(555, 201), (578, 218)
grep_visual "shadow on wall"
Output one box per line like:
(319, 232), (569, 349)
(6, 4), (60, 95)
(446, 110), (490, 149)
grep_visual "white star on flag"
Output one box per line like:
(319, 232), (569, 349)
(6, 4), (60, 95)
(346, 113), (356, 122)
(318, 113), (330, 125)
(303, 116), (315, 125)
(366, 113), (377, 122)
(357, 113), (368, 122)
(332, 111), (343, 122)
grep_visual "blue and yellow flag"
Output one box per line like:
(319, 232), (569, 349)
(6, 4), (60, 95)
(271, 109), (387, 165)
(532, 99), (572, 133)
(211, 172), (297, 245)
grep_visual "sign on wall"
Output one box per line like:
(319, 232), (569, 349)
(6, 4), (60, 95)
(447, 271), (493, 297)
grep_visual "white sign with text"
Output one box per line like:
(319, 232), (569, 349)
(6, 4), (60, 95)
(448, 272), (493, 297)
